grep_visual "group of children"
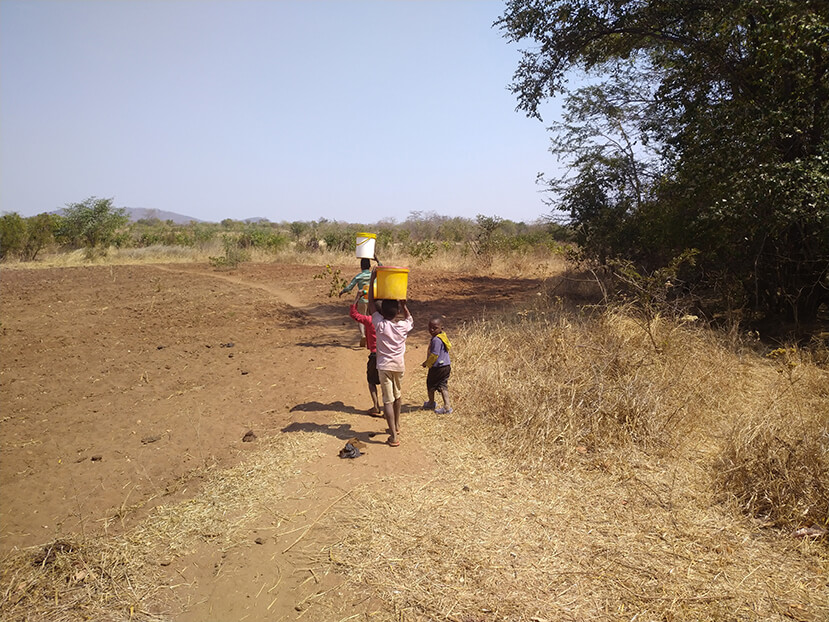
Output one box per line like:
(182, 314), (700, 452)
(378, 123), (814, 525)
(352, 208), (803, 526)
(339, 260), (452, 447)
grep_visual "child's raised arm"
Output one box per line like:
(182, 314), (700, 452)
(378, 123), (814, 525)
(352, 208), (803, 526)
(367, 269), (377, 315)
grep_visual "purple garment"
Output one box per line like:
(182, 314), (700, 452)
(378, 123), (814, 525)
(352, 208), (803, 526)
(428, 335), (451, 367)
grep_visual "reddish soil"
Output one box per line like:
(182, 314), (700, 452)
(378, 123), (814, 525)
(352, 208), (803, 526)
(0, 262), (542, 620)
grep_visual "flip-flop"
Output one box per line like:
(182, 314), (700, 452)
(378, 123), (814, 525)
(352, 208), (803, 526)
(387, 439), (400, 447)
(366, 408), (382, 417)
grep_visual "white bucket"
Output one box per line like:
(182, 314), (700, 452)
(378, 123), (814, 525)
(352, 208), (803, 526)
(356, 232), (376, 259)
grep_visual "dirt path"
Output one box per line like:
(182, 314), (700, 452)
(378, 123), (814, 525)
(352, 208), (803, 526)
(0, 262), (542, 620)
(150, 265), (438, 621)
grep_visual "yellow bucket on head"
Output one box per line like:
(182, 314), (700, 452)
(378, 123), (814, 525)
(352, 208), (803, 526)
(356, 232), (376, 259)
(375, 266), (409, 300)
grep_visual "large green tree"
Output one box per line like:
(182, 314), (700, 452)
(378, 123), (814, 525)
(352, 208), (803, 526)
(499, 0), (829, 330)
(57, 196), (128, 252)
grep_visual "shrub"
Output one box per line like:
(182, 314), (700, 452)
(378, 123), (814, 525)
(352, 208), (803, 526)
(20, 213), (56, 260)
(407, 239), (438, 262)
(714, 350), (829, 528)
(0, 212), (58, 261)
(312, 264), (348, 297)
(0, 212), (26, 259)
(209, 235), (249, 270)
(453, 308), (700, 465)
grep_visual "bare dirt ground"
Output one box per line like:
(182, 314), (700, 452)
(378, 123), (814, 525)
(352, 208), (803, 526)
(0, 262), (541, 621)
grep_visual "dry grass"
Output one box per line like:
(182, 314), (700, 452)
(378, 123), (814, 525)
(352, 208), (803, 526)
(0, 243), (570, 280)
(714, 349), (829, 527)
(402, 245), (570, 279)
(0, 431), (323, 621)
(1, 255), (825, 621)
(454, 307), (723, 462)
(324, 412), (827, 621)
(317, 300), (828, 621)
(0, 245), (212, 269)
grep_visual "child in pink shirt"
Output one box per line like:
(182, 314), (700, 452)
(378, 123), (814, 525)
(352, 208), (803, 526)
(367, 269), (413, 447)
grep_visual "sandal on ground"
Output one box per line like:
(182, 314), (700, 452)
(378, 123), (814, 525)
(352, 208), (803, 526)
(387, 438), (400, 447)
(422, 401), (436, 410)
(435, 407), (453, 414)
(366, 407), (382, 417)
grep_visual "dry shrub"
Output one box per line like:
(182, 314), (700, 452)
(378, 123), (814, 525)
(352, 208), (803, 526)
(453, 305), (723, 466)
(714, 350), (829, 528)
(453, 301), (829, 533)
(540, 264), (608, 304)
(318, 306), (828, 621)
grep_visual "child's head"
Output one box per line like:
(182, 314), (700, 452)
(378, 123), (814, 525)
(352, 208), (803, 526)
(360, 258), (371, 270)
(380, 299), (399, 320)
(428, 316), (444, 336)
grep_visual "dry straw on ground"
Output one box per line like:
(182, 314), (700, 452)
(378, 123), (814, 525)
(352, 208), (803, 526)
(319, 301), (828, 621)
(325, 419), (827, 621)
(0, 431), (323, 622)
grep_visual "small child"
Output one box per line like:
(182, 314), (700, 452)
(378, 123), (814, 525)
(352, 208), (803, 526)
(367, 268), (413, 447)
(349, 288), (382, 416)
(421, 316), (452, 414)
(339, 258), (373, 347)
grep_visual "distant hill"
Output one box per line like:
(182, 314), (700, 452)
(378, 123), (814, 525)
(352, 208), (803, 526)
(48, 207), (204, 224)
(122, 208), (204, 224)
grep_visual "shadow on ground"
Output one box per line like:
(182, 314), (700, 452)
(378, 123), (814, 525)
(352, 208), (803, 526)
(289, 400), (364, 415)
(281, 421), (389, 446)
(289, 400), (421, 416)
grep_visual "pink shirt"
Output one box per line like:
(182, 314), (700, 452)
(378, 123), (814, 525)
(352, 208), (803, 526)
(371, 311), (414, 372)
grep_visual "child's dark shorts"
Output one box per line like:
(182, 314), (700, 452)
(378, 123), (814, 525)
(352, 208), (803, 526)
(426, 364), (451, 392)
(366, 352), (380, 386)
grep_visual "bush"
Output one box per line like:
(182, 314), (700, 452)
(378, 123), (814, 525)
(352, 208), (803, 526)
(714, 350), (829, 528)
(0, 213), (26, 259)
(20, 213), (56, 260)
(0, 212), (58, 261)
(454, 308), (698, 465)
(321, 228), (356, 252)
(407, 240), (438, 262)
(237, 227), (289, 253)
(209, 235), (249, 270)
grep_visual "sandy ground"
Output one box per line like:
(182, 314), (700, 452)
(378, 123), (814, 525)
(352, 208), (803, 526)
(0, 262), (541, 620)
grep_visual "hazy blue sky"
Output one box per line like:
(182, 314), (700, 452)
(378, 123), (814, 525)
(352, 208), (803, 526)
(1, 0), (564, 224)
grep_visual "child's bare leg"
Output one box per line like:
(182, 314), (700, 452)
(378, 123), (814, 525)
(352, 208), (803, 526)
(439, 387), (451, 408)
(368, 383), (380, 411)
(393, 397), (402, 434)
(384, 401), (397, 443)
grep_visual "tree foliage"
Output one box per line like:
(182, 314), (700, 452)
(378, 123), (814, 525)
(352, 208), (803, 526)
(498, 0), (829, 331)
(0, 212), (57, 261)
(0, 213), (26, 259)
(20, 213), (56, 260)
(57, 197), (128, 252)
